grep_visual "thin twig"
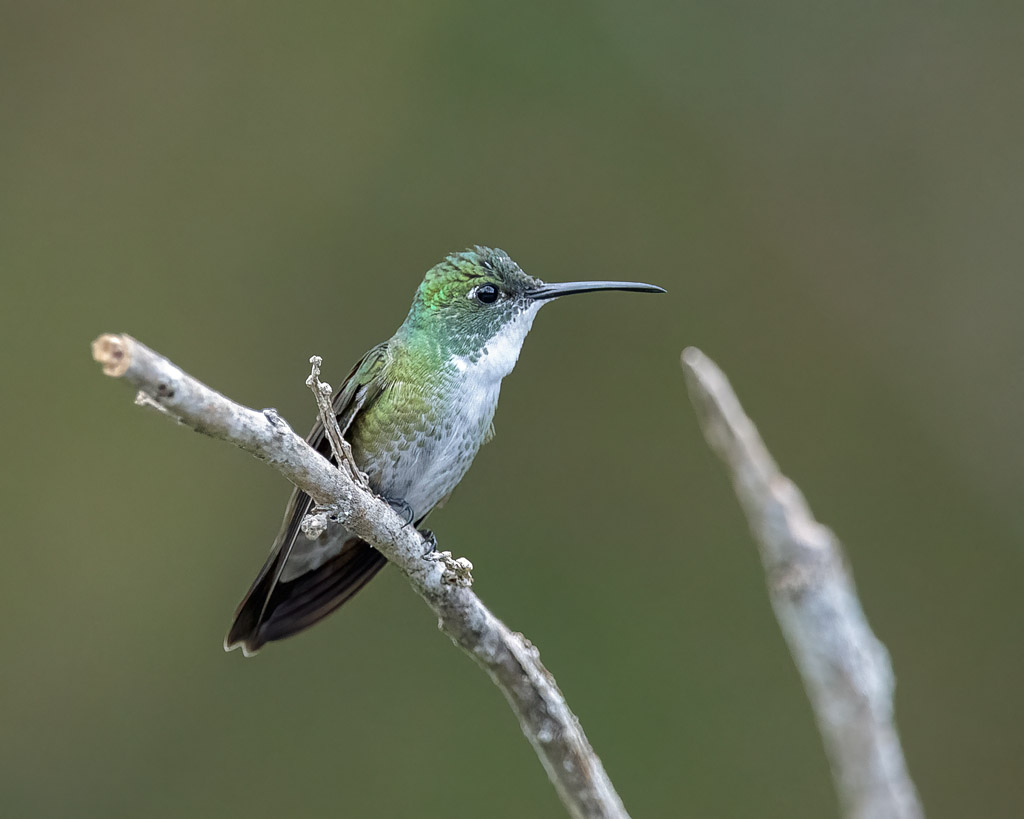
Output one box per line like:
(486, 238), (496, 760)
(305, 355), (364, 485)
(91, 333), (629, 819)
(680, 347), (923, 819)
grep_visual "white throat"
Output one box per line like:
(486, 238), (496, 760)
(451, 302), (543, 382)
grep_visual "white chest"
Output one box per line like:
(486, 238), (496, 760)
(399, 303), (543, 514)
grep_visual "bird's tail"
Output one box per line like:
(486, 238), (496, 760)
(225, 538), (387, 655)
(224, 489), (387, 655)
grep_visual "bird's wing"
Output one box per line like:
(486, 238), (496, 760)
(311, 341), (391, 448)
(224, 343), (391, 655)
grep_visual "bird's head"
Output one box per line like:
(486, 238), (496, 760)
(401, 246), (664, 371)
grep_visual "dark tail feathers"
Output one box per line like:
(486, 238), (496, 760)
(224, 538), (387, 656)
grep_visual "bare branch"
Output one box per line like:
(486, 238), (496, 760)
(91, 333), (629, 819)
(680, 347), (923, 819)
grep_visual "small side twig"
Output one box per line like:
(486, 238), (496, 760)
(305, 355), (363, 485)
(680, 347), (923, 819)
(134, 389), (177, 418)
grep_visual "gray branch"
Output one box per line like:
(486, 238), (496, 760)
(680, 347), (923, 819)
(91, 334), (628, 819)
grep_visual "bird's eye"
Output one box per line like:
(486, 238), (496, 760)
(476, 284), (500, 304)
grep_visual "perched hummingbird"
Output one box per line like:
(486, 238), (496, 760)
(225, 247), (664, 655)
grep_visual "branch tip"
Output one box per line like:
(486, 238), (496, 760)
(680, 345), (706, 369)
(92, 333), (132, 377)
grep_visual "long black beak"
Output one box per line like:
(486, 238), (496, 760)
(526, 280), (666, 301)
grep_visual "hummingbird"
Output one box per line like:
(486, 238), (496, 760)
(225, 247), (664, 655)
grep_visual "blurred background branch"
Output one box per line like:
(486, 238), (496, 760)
(91, 333), (629, 819)
(681, 348), (923, 819)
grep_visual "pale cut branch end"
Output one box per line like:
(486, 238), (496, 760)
(92, 333), (132, 377)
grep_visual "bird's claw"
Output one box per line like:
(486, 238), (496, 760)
(419, 528), (438, 556)
(385, 496), (415, 527)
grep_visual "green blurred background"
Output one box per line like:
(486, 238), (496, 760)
(3, 1), (1022, 816)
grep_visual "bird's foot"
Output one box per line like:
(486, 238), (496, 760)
(384, 496), (415, 527)
(418, 528), (438, 556)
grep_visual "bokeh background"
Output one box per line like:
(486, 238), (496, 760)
(3, 2), (1022, 817)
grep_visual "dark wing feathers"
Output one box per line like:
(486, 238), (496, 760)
(224, 343), (391, 655)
